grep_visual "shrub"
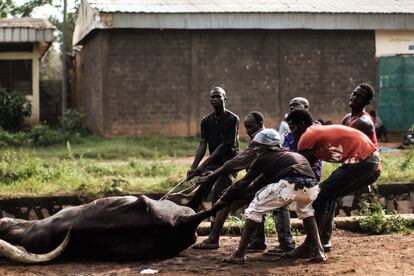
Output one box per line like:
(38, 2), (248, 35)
(357, 200), (408, 234)
(0, 85), (32, 131)
(0, 127), (28, 146)
(58, 109), (87, 134)
(29, 124), (68, 147)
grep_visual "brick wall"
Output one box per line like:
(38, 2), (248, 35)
(74, 29), (377, 137)
(76, 32), (107, 134)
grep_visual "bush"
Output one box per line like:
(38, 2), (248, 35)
(0, 127), (28, 146)
(58, 109), (87, 134)
(357, 200), (408, 234)
(0, 85), (32, 131)
(29, 124), (69, 147)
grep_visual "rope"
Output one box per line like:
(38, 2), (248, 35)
(159, 177), (187, 200)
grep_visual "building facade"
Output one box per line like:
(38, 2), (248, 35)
(73, 0), (414, 136)
(0, 18), (54, 124)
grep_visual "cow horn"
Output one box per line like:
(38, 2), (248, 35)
(0, 229), (71, 264)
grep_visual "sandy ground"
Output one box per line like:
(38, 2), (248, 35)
(0, 230), (413, 276)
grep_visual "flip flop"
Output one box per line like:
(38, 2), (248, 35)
(223, 256), (246, 264)
(191, 241), (219, 250)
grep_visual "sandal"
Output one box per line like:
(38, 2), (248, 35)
(191, 241), (219, 250)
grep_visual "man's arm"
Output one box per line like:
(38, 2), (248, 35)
(298, 149), (318, 168)
(219, 170), (261, 204)
(197, 142), (257, 185)
(187, 138), (207, 179)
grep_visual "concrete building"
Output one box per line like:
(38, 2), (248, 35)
(72, 0), (414, 136)
(0, 18), (54, 125)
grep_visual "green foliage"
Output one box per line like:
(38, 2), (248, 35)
(58, 109), (87, 134)
(11, 0), (52, 17)
(0, 85), (32, 131)
(399, 147), (414, 171)
(29, 123), (69, 147)
(357, 200), (409, 234)
(0, 128), (28, 146)
(0, 0), (16, 17)
(225, 215), (245, 235)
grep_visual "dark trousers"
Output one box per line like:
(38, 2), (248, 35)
(313, 155), (380, 243)
(250, 206), (295, 249)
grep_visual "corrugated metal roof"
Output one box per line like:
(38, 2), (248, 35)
(0, 18), (54, 29)
(73, 0), (414, 45)
(0, 18), (55, 43)
(87, 0), (414, 14)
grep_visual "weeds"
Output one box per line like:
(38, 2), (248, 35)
(357, 200), (409, 234)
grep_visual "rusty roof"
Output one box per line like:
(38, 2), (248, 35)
(0, 18), (54, 29)
(87, 0), (414, 14)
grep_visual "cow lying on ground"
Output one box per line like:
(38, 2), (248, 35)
(0, 195), (221, 263)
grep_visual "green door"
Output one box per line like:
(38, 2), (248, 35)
(378, 55), (414, 131)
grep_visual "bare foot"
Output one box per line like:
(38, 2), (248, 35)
(223, 253), (246, 264)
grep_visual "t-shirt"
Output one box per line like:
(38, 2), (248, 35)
(283, 120), (323, 180)
(247, 149), (316, 182)
(220, 148), (316, 203)
(200, 110), (239, 166)
(298, 125), (377, 164)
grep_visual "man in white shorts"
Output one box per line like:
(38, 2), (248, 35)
(217, 129), (326, 263)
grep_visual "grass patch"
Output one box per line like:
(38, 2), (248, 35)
(0, 137), (412, 197)
(320, 146), (414, 184)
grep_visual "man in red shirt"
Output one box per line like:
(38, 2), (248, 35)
(321, 83), (381, 252)
(342, 83), (378, 146)
(285, 109), (380, 258)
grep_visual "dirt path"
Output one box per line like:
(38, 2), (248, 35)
(0, 230), (412, 275)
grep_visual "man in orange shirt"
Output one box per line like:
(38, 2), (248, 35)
(285, 109), (381, 258)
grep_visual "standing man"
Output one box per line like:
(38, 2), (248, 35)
(186, 87), (240, 222)
(218, 129), (326, 264)
(328, 83), (382, 252)
(191, 111), (265, 249)
(285, 109), (380, 258)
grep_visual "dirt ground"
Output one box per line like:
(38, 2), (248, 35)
(0, 230), (412, 276)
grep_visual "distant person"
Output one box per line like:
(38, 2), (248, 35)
(278, 113), (289, 145)
(186, 87), (239, 227)
(370, 110), (389, 142)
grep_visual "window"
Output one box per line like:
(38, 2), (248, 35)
(0, 60), (33, 95)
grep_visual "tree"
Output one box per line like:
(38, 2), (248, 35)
(0, 0), (52, 18)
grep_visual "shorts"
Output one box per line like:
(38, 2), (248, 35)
(245, 178), (320, 222)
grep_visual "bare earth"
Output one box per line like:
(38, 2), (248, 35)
(0, 230), (413, 275)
